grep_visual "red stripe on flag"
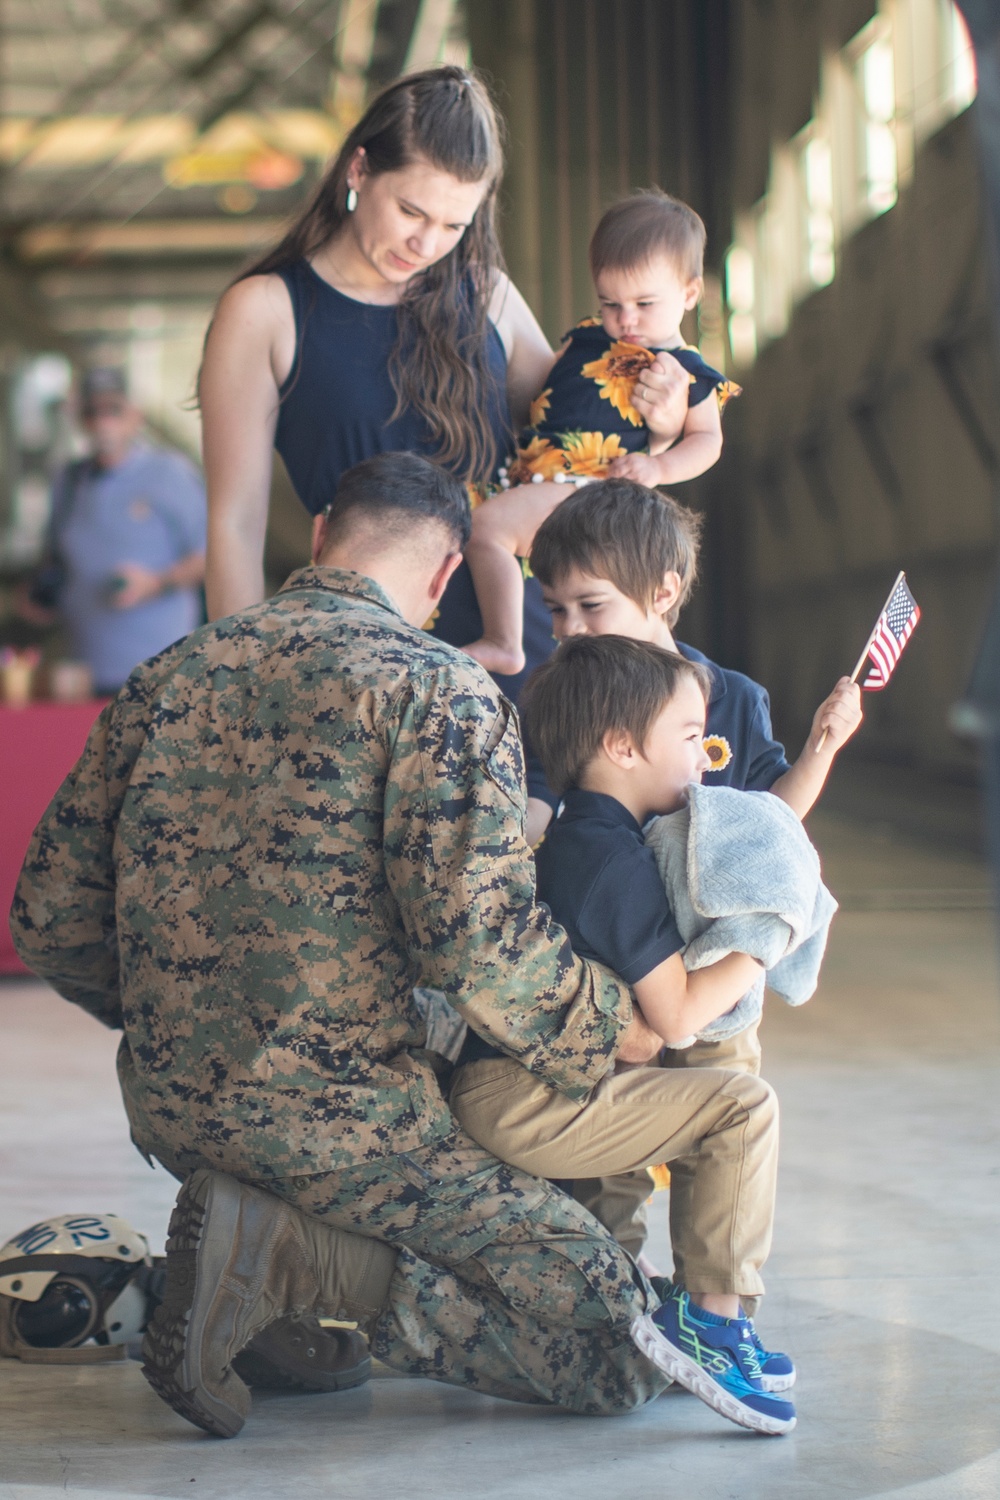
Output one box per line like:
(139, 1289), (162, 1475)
(862, 599), (920, 691)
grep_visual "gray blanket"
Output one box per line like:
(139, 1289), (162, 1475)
(644, 782), (837, 1042)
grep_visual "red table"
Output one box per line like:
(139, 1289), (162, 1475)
(1, 699), (109, 974)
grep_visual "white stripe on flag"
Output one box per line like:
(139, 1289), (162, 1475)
(868, 632), (898, 681)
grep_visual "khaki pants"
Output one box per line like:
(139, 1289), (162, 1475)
(450, 1043), (777, 1301)
(575, 1024), (763, 1274)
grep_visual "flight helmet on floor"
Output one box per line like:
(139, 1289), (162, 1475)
(0, 1213), (162, 1363)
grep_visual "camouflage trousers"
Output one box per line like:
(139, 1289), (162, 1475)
(146, 1123), (669, 1416)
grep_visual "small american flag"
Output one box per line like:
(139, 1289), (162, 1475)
(862, 575), (921, 691)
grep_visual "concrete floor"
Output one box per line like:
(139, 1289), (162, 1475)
(1, 807), (999, 1500)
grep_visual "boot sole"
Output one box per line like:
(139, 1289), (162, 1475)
(631, 1315), (796, 1435)
(141, 1171), (250, 1438)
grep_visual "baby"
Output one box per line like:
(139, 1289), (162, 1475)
(464, 190), (740, 676)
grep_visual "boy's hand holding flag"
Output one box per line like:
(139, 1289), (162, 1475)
(815, 571), (921, 752)
(859, 572), (921, 689)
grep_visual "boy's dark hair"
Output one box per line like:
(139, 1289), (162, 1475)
(529, 479), (703, 628)
(520, 635), (711, 797)
(321, 452), (472, 552)
(590, 190), (706, 283)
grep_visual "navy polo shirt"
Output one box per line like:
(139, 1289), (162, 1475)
(460, 788), (683, 1065)
(676, 641), (790, 791)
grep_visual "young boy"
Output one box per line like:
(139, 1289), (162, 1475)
(465, 191), (740, 677)
(450, 635), (796, 1435)
(527, 477), (862, 1272)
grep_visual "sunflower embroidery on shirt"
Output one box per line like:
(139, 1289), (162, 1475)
(581, 340), (657, 425)
(560, 430), (628, 475)
(508, 435), (570, 483)
(703, 735), (733, 771)
(529, 387), (552, 428)
(717, 378), (743, 412)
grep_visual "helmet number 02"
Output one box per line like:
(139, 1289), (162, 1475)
(10, 1217), (111, 1254)
(62, 1217), (112, 1246)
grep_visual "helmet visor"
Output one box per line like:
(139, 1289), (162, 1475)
(13, 1275), (99, 1348)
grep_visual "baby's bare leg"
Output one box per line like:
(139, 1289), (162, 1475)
(465, 481), (567, 676)
(465, 541), (529, 676)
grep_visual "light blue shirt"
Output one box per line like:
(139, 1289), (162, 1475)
(51, 441), (207, 690)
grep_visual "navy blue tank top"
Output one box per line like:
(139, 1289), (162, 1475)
(273, 260), (557, 780)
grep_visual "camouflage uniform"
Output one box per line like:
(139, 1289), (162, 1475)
(12, 566), (666, 1413)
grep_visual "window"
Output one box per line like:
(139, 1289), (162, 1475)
(855, 25), (898, 216)
(722, 2), (977, 368)
(801, 131), (836, 288)
(725, 243), (756, 368)
(946, 6), (976, 115)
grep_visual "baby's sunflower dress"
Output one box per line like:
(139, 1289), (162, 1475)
(507, 317), (741, 484)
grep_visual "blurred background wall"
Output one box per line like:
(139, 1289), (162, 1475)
(0, 0), (992, 813)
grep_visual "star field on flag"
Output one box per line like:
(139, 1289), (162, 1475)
(862, 575), (921, 690)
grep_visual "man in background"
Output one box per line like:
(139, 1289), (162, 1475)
(25, 368), (206, 694)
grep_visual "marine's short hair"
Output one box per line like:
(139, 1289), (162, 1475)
(321, 452), (472, 552)
(520, 634), (711, 797)
(529, 479), (703, 628)
(590, 190), (706, 283)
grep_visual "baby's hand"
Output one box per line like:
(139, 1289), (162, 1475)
(812, 677), (863, 753)
(607, 451), (664, 485)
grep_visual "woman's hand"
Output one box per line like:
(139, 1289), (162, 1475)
(621, 353), (690, 450)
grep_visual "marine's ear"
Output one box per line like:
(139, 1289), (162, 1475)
(427, 550), (464, 605)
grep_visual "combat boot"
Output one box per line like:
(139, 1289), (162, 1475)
(233, 1316), (371, 1393)
(141, 1169), (397, 1438)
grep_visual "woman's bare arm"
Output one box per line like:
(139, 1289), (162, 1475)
(489, 274), (557, 429)
(199, 275), (296, 619)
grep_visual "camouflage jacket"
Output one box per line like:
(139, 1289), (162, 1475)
(12, 567), (632, 1179)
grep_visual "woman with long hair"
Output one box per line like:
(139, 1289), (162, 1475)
(199, 65), (688, 835)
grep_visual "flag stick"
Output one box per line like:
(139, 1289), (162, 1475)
(815, 570), (905, 753)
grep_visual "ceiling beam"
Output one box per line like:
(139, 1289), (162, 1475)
(404, 0), (456, 73)
(18, 218), (288, 260)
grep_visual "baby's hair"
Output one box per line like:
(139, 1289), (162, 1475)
(590, 189), (706, 283)
(529, 479), (703, 629)
(521, 635), (711, 798)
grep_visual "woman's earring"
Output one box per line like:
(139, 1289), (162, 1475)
(346, 187), (358, 213)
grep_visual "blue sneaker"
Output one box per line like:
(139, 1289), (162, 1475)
(632, 1286), (796, 1435)
(649, 1278), (796, 1395)
(752, 1332), (796, 1394)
